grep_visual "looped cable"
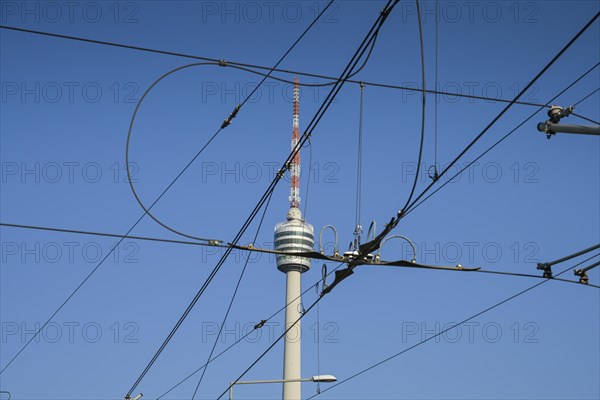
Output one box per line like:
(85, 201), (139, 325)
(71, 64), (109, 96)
(376, 234), (417, 263)
(319, 225), (339, 257)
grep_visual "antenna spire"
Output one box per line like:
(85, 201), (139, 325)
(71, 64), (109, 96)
(289, 77), (301, 209)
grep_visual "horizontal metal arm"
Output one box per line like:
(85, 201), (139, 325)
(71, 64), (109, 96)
(538, 121), (600, 135)
(232, 378), (312, 385)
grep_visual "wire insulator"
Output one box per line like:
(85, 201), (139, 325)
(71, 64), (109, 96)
(253, 320), (267, 330)
(220, 104), (241, 129)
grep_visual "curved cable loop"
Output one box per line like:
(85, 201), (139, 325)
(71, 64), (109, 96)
(126, 61), (226, 242)
(319, 225), (339, 257)
(376, 234), (417, 263)
(125, 61), (317, 242)
(399, 0), (427, 213)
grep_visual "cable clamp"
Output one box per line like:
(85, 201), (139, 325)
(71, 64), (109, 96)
(574, 269), (589, 285)
(254, 319), (267, 330)
(220, 104), (241, 129)
(276, 162), (291, 178)
(218, 59), (228, 67)
(537, 262), (553, 278)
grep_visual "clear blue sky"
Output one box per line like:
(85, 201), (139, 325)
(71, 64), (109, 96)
(1, 1), (599, 399)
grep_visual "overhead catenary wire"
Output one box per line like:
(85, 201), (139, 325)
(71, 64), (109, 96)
(124, 3), (398, 397)
(1, 221), (594, 288)
(403, 63), (600, 219)
(0, 25), (559, 108)
(155, 262), (346, 399)
(0, 222), (220, 248)
(572, 112), (600, 125)
(570, 87), (600, 125)
(573, 87), (599, 107)
(374, 259), (598, 288)
(400, 12), (600, 218)
(474, 267), (599, 289)
(307, 253), (599, 399)
(190, 191), (274, 399)
(373, 256), (597, 287)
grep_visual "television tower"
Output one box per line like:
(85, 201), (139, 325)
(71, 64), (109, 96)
(274, 77), (314, 400)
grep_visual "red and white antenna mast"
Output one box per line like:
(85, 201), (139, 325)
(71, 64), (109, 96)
(289, 77), (301, 209)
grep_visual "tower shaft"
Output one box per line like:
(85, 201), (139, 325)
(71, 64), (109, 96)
(282, 269), (302, 399)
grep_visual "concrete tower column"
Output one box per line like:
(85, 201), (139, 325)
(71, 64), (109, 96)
(282, 268), (302, 399)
